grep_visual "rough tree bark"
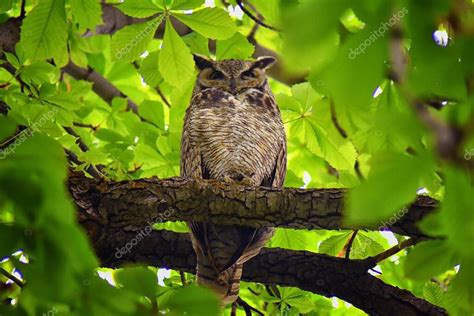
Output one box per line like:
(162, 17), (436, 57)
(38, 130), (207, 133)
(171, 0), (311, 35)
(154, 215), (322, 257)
(68, 173), (446, 316)
(70, 174), (437, 238)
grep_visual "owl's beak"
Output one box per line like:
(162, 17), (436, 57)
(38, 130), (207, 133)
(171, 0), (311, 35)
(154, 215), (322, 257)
(229, 78), (237, 94)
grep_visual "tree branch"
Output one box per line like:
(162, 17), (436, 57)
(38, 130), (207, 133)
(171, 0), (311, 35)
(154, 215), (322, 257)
(62, 61), (160, 128)
(67, 171), (445, 314)
(86, 226), (446, 315)
(61, 61), (138, 113)
(235, 0), (281, 31)
(367, 237), (423, 264)
(68, 173), (438, 240)
(0, 267), (24, 288)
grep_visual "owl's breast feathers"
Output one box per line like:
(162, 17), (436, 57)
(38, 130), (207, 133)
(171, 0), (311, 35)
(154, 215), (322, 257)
(184, 87), (285, 185)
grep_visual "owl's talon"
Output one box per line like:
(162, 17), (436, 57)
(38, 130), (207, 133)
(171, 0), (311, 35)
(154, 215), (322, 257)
(223, 175), (234, 184)
(239, 177), (254, 186)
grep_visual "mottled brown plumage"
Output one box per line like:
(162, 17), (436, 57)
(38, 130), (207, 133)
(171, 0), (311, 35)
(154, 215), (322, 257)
(180, 55), (287, 305)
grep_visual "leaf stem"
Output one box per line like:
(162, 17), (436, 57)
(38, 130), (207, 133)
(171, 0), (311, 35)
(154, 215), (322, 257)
(0, 267), (24, 288)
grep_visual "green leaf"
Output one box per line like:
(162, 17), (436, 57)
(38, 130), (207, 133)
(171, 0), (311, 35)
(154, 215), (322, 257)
(277, 83), (357, 170)
(268, 228), (309, 251)
(169, 0), (203, 10)
(0, 117), (17, 143)
(20, 62), (59, 85)
(69, 35), (89, 67)
(444, 263), (474, 315)
(111, 17), (162, 62)
(161, 285), (220, 316)
(139, 100), (165, 130)
(318, 232), (351, 256)
(350, 232), (385, 259)
(159, 18), (195, 87)
(346, 152), (433, 225)
(4, 52), (20, 68)
(173, 8), (236, 40)
(283, 170), (304, 188)
(404, 240), (455, 281)
(139, 51), (163, 87)
(0, 0), (13, 12)
(423, 282), (445, 307)
(216, 32), (254, 60)
(420, 167), (474, 258)
(95, 128), (127, 143)
(183, 32), (210, 56)
(116, 0), (164, 18)
(279, 287), (315, 313)
(70, 0), (102, 31)
(115, 266), (158, 298)
(19, 0), (68, 62)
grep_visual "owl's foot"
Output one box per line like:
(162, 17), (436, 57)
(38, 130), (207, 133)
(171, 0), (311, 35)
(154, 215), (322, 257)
(223, 175), (234, 184)
(239, 177), (254, 186)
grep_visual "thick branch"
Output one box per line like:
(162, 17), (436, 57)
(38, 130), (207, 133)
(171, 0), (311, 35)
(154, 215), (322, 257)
(62, 61), (139, 113)
(88, 226), (445, 316)
(68, 173), (438, 238)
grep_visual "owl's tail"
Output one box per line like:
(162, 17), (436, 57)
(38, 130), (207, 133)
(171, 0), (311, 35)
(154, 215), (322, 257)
(196, 258), (243, 305)
(189, 224), (274, 306)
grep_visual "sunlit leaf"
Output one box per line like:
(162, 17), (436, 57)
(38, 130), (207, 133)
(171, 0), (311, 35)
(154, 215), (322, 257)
(19, 0), (68, 61)
(173, 8), (236, 40)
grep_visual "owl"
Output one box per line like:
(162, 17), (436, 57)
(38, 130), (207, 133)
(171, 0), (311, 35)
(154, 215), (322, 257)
(180, 55), (287, 305)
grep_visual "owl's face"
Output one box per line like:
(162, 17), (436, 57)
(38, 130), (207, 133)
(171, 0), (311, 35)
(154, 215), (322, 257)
(194, 55), (276, 95)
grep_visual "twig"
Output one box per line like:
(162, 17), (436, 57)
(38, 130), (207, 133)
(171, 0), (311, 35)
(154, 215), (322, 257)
(247, 22), (260, 43)
(155, 84), (171, 108)
(247, 287), (260, 296)
(0, 267), (24, 288)
(65, 149), (102, 180)
(330, 100), (347, 138)
(231, 301), (238, 316)
(63, 126), (89, 152)
(179, 271), (186, 286)
(62, 61), (139, 112)
(341, 230), (358, 259)
(73, 122), (99, 131)
(63, 61), (160, 128)
(132, 61), (170, 108)
(235, 0), (280, 32)
(237, 297), (264, 316)
(367, 238), (422, 264)
(20, 0), (26, 18)
(354, 160), (365, 181)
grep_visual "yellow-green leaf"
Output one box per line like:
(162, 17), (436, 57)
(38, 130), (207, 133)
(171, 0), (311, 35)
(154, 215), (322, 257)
(19, 0), (68, 61)
(173, 8), (236, 40)
(158, 18), (195, 87)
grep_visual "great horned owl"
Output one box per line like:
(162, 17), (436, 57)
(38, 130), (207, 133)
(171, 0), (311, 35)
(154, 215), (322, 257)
(180, 55), (287, 305)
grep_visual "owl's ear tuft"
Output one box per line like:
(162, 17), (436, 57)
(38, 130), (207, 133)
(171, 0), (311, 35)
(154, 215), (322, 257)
(193, 54), (214, 70)
(253, 56), (276, 70)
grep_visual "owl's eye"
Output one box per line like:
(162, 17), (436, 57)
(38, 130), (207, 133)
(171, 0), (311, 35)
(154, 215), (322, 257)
(241, 70), (255, 79)
(209, 70), (224, 80)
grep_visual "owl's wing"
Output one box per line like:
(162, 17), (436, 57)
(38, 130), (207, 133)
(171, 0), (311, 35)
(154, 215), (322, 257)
(180, 105), (208, 255)
(181, 90), (285, 275)
(262, 139), (287, 188)
(180, 106), (203, 179)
